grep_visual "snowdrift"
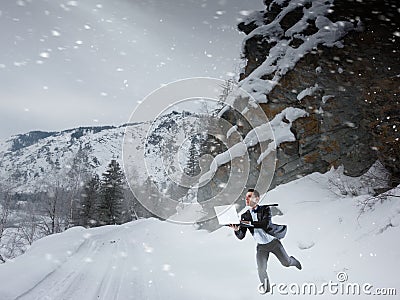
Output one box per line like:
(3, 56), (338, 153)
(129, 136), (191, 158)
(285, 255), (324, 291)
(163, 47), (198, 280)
(0, 171), (399, 299)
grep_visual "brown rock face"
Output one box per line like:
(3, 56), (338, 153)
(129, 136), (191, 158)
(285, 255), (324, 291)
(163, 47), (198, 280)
(238, 0), (400, 188)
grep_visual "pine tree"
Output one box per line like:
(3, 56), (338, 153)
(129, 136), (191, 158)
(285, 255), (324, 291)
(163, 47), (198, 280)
(184, 135), (201, 177)
(79, 174), (100, 227)
(98, 160), (124, 225)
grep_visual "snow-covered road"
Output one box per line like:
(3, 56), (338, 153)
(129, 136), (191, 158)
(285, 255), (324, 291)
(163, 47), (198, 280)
(17, 226), (141, 300)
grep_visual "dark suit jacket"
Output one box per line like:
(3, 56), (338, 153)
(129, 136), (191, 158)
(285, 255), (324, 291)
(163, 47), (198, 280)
(234, 205), (287, 240)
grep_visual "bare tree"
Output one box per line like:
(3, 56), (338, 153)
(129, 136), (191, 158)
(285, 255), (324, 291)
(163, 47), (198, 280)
(123, 188), (139, 221)
(0, 230), (25, 261)
(328, 162), (392, 198)
(18, 202), (42, 246)
(357, 189), (400, 219)
(0, 189), (12, 241)
(218, 78), (236, 102)
(0, 183), (16, 263)
(64, 146), (92, 228)
(36, 147), (92, 233)
(37, 175), (69, 235)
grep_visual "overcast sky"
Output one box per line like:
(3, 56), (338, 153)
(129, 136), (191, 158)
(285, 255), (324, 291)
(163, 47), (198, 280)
(0, 0), (265, 139)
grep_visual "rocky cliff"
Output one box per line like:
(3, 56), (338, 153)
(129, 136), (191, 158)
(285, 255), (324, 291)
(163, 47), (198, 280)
(236, 0), (399, 189)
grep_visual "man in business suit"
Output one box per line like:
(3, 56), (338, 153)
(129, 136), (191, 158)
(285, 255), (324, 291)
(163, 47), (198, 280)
(230, 189), (302, 294)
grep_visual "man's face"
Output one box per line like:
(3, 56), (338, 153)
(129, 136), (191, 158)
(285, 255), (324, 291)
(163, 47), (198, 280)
(245, 191), (259, 207)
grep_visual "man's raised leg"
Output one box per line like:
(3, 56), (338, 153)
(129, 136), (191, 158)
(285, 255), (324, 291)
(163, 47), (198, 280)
(271, 239), (302, 270)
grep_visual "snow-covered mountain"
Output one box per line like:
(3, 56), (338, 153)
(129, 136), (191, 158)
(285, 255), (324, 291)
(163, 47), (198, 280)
(0, 124), (134, 194)
(0, 170), (398, 299)
(0, 110), (199, 195)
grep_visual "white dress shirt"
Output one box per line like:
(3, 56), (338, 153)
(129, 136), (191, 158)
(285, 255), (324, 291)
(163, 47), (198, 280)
(250, 208), (275, 245)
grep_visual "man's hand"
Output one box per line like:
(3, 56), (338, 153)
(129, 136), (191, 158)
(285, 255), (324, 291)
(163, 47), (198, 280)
(229, 224), (240, 231)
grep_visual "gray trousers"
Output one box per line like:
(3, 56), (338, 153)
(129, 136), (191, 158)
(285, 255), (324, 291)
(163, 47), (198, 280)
(256, 239), (297, 291)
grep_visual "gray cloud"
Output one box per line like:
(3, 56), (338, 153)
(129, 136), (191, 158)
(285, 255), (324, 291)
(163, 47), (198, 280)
(0, 0), (264, 139)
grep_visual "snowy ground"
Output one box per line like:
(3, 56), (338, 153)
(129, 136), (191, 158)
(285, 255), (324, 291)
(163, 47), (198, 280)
(0, 170), (399, 299)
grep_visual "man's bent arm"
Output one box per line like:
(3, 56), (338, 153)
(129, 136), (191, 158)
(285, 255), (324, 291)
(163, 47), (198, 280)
(234, 226), (247, 240)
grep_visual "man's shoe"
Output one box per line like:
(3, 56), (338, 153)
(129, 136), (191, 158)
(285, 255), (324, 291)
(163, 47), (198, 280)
(291, 256), (302, 270)
(258, 283), (268, 294)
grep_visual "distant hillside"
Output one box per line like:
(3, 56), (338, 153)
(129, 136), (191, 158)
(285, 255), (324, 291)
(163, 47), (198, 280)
(0, 112), (196, 195)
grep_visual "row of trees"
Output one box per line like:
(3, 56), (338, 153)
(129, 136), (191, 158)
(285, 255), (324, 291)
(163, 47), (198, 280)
(0, 159), (150, 261)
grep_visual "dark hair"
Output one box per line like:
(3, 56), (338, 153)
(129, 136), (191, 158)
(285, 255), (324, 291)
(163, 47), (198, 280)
(247, 188), (260, 198)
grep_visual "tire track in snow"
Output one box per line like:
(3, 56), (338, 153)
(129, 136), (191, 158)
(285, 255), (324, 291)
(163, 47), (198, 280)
(16, 231), (116, 300)
(12, 222), (169, 300)
(15, 237), (98, 300)
(94, 238), (129, 300)
(15, 225), (148, 300)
